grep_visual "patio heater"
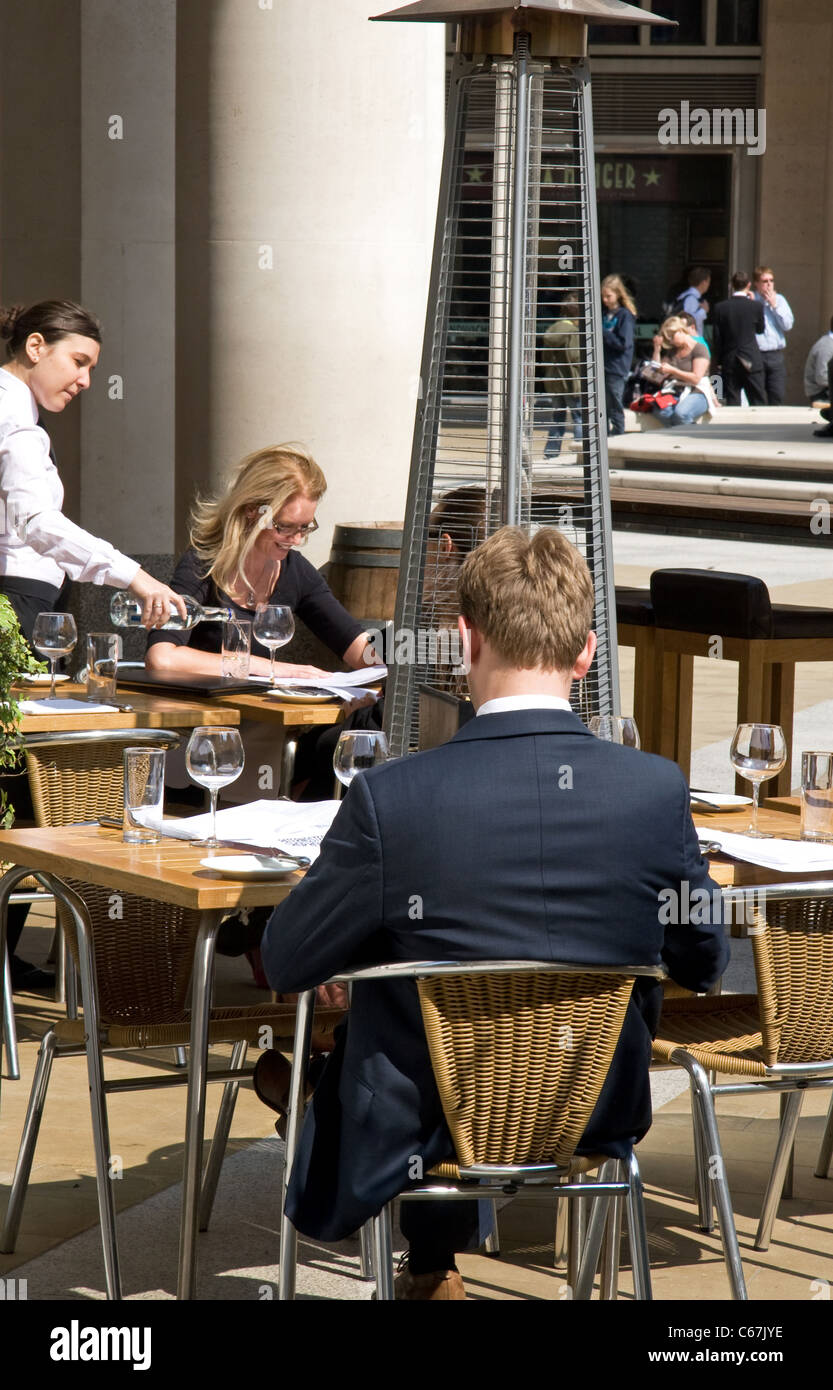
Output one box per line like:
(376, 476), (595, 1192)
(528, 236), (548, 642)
(372, 0), (673, 756)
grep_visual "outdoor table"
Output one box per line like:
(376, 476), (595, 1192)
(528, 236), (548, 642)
(0, 821), (299, 1298)
(13, 682), (241, 734)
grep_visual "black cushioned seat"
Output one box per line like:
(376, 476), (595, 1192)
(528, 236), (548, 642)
(650, 569), (833, 640)
(615, 586), (654, 627)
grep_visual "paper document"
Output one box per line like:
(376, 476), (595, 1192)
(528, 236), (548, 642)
(247, 665), (386, 693)
(707, 830), (833, 873)
(164, 798), (342, 862)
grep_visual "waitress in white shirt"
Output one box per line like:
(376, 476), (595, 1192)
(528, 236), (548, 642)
(0, 299), (185, 644)
(0, 299), (184, 993)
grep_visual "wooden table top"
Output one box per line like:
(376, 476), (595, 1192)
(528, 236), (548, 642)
(211, 689), (346, 727)
(0, 822), (299, 910)
(13, 683), (241, 733)
(693, 802), (831, 887)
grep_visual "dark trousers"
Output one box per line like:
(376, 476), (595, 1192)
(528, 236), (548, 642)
(760, 349), (787, 405)
(399, 1196), (493, 1273)
(605, 373), (627, 436)
(724, 357), (766, 406)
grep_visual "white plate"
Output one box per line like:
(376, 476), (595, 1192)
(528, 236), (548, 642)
(200, 854), (300, 879)
(17, 672), (70, 685)
(262, 686), (337, 703)
(690, 791), (753, 811)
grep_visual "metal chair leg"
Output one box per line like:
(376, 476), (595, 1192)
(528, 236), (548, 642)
(815, 1091), (833, 1179)
(278, 989), (315, 1300)
(565, 1173), (586, 1294)
(198, 1040), (247, 1232)
(574, 1159), (617, 1300)
(600, 1164), (623, 1301)
(177, 910), (221, 1301)
(625, 1151), (652, 1301)
(372, 1204), (395, 1300)
(779, 1092), (795, 1200)
(359, 1222), (375, 1279)
(0, 1029), (58, 1251)
(691, 1092), (714, 1232)
(280, 737), (299, 798)
(484, 1198), (501, 1255)
(174, 1046), (187, 1069)
(673, 1050), (748, 1300)
(2, 947), (20, 1081)
(552, 1194), (568, 1268)
(755, 1089), (804, 1252)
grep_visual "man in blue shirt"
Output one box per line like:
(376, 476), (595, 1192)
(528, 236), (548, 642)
(675, 267), (711, 338)
(753, 266), (794, 405)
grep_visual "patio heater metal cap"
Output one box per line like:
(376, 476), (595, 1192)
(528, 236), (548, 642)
(370, 1), (674, 56)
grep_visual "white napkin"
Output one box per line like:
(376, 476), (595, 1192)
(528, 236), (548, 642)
(708, 829), (833, 872)
(164, 798), (341, 862)
(18, 698), (116, 714)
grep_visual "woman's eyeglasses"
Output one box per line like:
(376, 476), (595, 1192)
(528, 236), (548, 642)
(255, 509), (319, 543)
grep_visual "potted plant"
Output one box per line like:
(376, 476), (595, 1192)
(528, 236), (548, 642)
(0, 595), (44, 825)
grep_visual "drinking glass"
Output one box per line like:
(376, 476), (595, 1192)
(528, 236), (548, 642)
(86, 632), (122, 702)
(32, 612), (77, 700)
(729, 723), (787, 837)
(800, 751), (833, 843)
(221, 618), (252, 679)
(123, 747), (166, 844)
(185, 726), (245, 848)
(252, 605), (295, 685)
(333, 730), (390, 788)
(589, 715), (641, 749)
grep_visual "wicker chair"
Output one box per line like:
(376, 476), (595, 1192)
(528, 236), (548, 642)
(653, 881), (833, 1255)
(276, 959), (746, 1301)
(0, 872), (342, 1299)
(1, 729), (182, 1083)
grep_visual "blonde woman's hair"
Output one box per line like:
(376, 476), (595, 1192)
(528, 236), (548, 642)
(189, 443), (327, 595)
(659, 315), (691, 349)
(458, 526), (594, 672)
(601, 274), (637, 317)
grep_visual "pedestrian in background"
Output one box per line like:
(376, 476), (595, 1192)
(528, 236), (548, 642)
(601, 274), (636, 437)
(541, 293), (582, 458)
(711, 272), (766, 406)
(753, 266), (794, 404)
(804, 315), (833, 402)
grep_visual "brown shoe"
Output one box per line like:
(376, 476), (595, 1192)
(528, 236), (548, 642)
(393, 1268), (466, 1300)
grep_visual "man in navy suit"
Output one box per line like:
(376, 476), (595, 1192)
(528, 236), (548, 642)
(261, 526), (728, 1298)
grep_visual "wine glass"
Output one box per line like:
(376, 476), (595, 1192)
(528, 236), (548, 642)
(729, 723), (787, 838)
(252, 604), (295, 686)
(31, 612), (77, 700)
(589, 715), (641, 750)
(333, 730), (390, 789)
(185, 726), (245, 848)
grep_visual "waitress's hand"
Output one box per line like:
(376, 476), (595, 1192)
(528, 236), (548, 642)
(128, 570), (189, 628)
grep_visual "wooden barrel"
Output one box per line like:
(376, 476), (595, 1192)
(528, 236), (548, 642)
(327, 522), (403, 620)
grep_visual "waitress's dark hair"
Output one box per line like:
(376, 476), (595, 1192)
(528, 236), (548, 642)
(0, 300), (102, 359)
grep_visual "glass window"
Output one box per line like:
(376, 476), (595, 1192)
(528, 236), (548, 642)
(716, 0), (760, 45)
(650, 1), (706, 45)
(588, 25), (640, 44)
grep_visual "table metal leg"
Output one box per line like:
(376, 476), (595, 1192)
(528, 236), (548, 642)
(177, 910), (222, 1301)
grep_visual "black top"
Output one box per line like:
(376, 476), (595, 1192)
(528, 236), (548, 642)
(145, 547), (365, 662)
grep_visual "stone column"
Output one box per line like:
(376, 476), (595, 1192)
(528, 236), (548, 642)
(175, 0), (445, 564)
(759, 0), (833, 401)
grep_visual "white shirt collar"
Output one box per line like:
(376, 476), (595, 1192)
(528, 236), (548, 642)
(0, 367), (37, 421)
(476, 694), (573, 717)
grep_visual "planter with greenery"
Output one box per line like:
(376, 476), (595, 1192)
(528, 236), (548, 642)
(0, 595), (44, 826)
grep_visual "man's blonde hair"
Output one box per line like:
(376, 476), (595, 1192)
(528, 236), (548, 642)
(457, 526), (594, 671)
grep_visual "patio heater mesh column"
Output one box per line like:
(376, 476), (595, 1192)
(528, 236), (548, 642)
(372, 2), (672, 756)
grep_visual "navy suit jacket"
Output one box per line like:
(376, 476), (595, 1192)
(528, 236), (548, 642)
(261, 709), (728, 1241)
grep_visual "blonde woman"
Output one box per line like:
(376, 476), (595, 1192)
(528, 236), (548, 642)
(601, 274), (636, 436)
(146, 443), (370, 679)
(646, 315), (714, 428)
